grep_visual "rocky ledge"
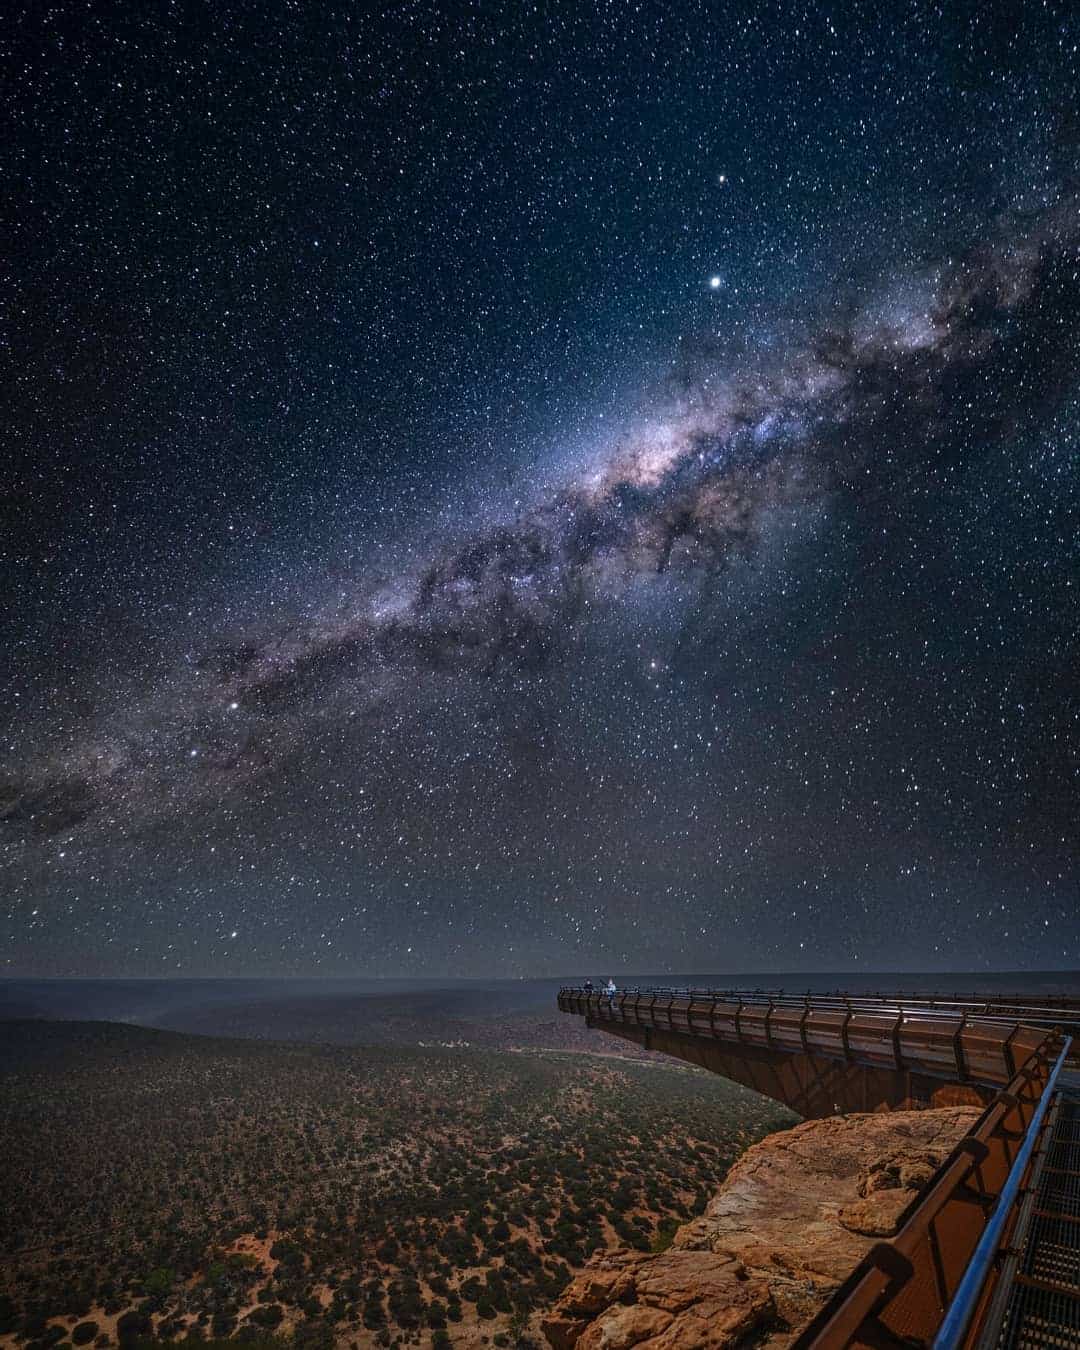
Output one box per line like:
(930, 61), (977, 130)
(542, 1106), (979, 1350)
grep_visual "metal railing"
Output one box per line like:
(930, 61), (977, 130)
(976, 1091), (1080, 1347)
(792, 1035), (1067, 1349)
(559, 986), (1080, 1039)
(932, 1038), (1071, 1349)
(558, 988), (1062, 1088)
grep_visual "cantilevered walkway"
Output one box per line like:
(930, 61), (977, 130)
(557, 986), (1080, 1348)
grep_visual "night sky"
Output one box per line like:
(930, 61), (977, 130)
(3, 1), (1079, 978)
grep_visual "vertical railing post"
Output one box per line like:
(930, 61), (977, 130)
(1002, 1024), (1019, 1080)
(953, 1012), (968, 1081)
(841, 1001), (853, 1060)
(926, 1217), (950, 1309)
(892, 1012), (906, 1071)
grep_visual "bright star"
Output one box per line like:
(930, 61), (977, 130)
(709, 275), (722, 289)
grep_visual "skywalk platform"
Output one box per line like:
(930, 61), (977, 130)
(557, 986), (1080, 1346)
(557, 985), (1080, 1117)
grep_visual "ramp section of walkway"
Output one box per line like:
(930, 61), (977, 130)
(972, 1085), (1080, 1348)
(796, 1038), (1070, 1348)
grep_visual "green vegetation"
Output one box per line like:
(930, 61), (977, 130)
(0, 1021), (791, 1346)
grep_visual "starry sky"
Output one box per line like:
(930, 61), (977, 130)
(3, 0), (1079, 978)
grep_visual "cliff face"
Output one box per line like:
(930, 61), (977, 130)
(542, 1106), (980, 1350)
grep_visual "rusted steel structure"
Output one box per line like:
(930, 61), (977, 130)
(557, 986), (1080, 1347)
(795, 1038), (1070, 1348)
(556, 987), (1075, 1117)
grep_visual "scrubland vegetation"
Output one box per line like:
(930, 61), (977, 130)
(0, 1020), (791, 1348)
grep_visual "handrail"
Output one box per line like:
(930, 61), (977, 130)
(559, 983), (1080, 1012)
(932, 1036), (1072, 1350)
(558, 983), (1080, 1013)
(559, 988), (1067, 1090)
(558, 985), (1080, 1036)
(794, 1034), (1062, 1348)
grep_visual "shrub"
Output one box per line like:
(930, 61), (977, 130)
(293, 1324), (333, 1350)
(387, 1279), (423, 1330)
(116, 1311), (152, 1346)
(247, 1305), (283, 1329)
(210, 1312), (235, 1339)
(362, 1297), (385, 1331)
(143, 1271), (175, 1298)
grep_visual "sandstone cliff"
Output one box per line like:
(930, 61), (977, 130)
(542, 1106), (979, 1350)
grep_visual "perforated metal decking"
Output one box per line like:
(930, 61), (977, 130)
(982, 1092), (1080, 1348)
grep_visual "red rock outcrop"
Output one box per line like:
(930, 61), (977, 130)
(542, 1106), (979, 1350)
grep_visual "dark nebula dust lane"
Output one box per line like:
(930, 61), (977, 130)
(4, 202), (1079, 843)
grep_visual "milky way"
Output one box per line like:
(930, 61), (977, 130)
(5, 201), (1078, 846)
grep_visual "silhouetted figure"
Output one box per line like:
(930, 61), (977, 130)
(605, 977), (617, 1006)
(583, 979), (593, 994)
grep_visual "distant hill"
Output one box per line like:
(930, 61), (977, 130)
(5, 973), (1080, 1041)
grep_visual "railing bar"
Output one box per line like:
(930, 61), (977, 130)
(932, 1036), (1072, 1350)
(926, 1216), (951, 1308)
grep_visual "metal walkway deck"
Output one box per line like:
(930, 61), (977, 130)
(981, 1090), (1080, 1348)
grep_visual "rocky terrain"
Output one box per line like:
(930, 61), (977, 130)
(541, 1105), (980, 1350)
